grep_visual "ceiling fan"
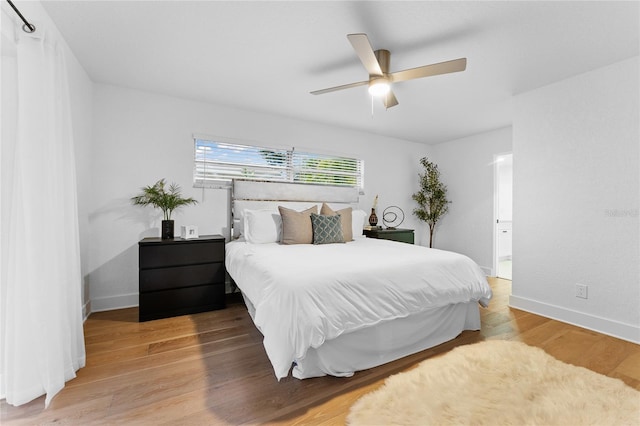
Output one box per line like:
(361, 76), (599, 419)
(311, 33), (467, 109)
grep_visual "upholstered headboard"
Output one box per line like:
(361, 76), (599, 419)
(231, 179), (360, 239)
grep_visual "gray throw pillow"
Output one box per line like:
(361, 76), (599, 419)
(310, 213), (345, 245)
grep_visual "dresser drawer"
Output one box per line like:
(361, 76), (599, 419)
(140, 262), (224, 292)
(139, 283), (225, 322)
(378, 232), (414, 244)
(139, 240), (224, 269)
(364, 228), (415, 244)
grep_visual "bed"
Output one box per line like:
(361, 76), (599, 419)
(226, 179), (492, 380)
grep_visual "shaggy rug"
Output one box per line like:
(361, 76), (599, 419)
(347, 340), (640, 425)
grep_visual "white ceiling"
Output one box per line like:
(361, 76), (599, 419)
(42, 1), (639, 145)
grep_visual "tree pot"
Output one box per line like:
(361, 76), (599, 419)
(161, 220), (174, 239)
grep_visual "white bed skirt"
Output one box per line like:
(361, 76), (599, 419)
(292, 302), (480, 379)
(242, 293), (480, 379)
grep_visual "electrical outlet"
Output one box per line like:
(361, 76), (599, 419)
(575, 284), (588, 299)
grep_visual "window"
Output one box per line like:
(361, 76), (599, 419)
(194, 137), (364, 191)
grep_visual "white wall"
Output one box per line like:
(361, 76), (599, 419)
(431, 127), (513, 274)
(511, 57), (639, 343)
(90, 83), (431, 311)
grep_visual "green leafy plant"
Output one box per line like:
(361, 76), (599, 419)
(412, 157), (450, 248)
(131, 179), (198, 221)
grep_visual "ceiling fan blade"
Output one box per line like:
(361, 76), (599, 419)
(391, 58), (467, 83)
(310, 80), (368, 95)
(347, 33), (383, 77)
(383, 90), (399, 109)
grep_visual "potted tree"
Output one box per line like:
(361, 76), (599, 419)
(131, 179), (198, 239)
(412, 157), (450, 248)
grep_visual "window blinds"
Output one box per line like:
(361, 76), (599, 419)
(194, 138), (363, 190)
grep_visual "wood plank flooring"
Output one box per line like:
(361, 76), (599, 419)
(2, 278), (639, 425)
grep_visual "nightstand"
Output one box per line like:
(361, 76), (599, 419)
(363, 228), (415, 244)
(138, 234), (226, 321)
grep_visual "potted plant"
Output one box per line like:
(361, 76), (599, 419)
(131, 179), (198, 239)
(412, 157), (450, 248)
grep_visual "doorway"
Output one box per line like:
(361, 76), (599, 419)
(494, 153), (512, 280)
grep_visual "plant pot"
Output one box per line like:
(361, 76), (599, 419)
(369, 208), (378, 226)
(161, 220), (174, 239)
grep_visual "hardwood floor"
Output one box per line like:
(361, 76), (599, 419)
(2, 278), (639, 425)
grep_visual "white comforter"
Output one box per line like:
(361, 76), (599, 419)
(225, 238), (492, 380)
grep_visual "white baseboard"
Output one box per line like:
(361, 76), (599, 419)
(91, 293), (139, 313)
(88, 284), (237, 314)
(480, 265), (494, 276)
(82, 300), (92, 322)
(509, 295), (640, 344)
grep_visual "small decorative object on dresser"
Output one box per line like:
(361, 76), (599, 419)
(382, 206), (405, 229)
(131, 178), (198, 239)
(364, 227), (415, 244)
(369, 194), (379, 226)
(138, 234), (225, 321)
(181, 225), (199, 239)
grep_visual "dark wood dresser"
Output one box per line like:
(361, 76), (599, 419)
(363, 228), (415, 244)
(138, 234), (226, 321)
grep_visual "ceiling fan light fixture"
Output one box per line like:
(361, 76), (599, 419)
(368, 78), (390, 97)
(311, 33), (466, 109)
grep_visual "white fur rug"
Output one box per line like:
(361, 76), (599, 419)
(347, 340), (640, 425)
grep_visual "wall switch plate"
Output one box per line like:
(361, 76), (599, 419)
(575, 283), (588, 299)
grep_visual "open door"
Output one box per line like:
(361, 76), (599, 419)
(494, 153), (512, 279)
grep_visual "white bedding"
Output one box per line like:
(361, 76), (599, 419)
(225, 237), (492, 380)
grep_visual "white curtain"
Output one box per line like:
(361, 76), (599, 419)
(1, 11), (86, 407)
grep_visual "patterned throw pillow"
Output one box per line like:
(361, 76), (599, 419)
(310, 213), (345, 245)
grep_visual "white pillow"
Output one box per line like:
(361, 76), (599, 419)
(243, 209), (282, 244)
(352, 210), (367, 238)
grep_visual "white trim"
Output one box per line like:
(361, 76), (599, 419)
(479, 266), (493, 276)
(509, 295), (640, 344)
(90, 293), (139, 313)
(82, 300), (91, 322)
(493, 155), (499, 277)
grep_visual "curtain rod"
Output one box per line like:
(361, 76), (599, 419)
(6, 0), (35, 33)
